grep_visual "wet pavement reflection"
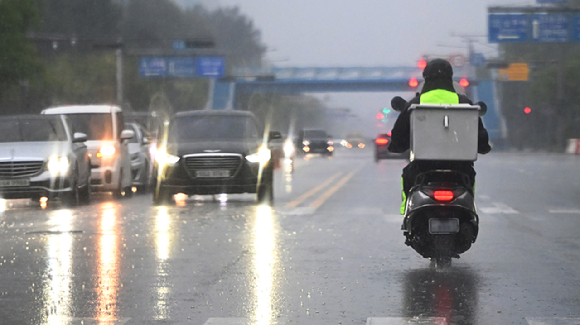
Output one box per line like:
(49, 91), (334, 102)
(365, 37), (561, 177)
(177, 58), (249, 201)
(402, 266), (480, 325)
(251, 205), (280, 324)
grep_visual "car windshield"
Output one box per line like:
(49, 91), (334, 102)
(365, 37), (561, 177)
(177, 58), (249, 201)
(0, 118), (67, 142)
(64, 113), (114, 141)
(167, 115), (259, 142)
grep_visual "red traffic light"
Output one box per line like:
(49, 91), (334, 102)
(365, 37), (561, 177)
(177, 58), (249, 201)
(459, 78), (469, 87)
(376, 113), (385, 119)
(524, 107), (531, 114)
(417, 59), (427, 69)
(409, 78), (419, 87)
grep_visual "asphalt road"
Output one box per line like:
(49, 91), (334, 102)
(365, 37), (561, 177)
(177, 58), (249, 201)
(0, 149), (579, 325)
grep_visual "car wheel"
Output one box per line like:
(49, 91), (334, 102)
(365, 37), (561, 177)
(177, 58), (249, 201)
(62, 173), (79, 207)
(256, 169), (274, 205)
(153, 185), (172, 205)
(78, 170), (91, 205)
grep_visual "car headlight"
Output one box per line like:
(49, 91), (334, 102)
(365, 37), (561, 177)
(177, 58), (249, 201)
(155, 151), (180, 166)
(302, 140), (310, 146)
(96, 145), (116, 158)
(246, 146), (271, 164)
(283, 140), (295, 157)
(48, 157), (70, 176)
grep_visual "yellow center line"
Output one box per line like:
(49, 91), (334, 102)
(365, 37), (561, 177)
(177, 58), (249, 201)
(309, 164), (364, 210)
(285, 172), (344, 208)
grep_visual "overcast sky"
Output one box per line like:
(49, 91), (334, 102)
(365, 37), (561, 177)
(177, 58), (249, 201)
(179, 0), (539, 136)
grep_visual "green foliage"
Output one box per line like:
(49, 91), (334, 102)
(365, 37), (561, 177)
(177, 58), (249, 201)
(44, 54), (117, 105)
(0, 0), (41, 96)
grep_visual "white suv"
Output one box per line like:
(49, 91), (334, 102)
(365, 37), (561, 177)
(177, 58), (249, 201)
(42, 105), (134, 198)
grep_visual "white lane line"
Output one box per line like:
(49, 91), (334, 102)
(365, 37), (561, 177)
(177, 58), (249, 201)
(549, 209), (580, 214)
(45, 317), (131, 324)
(479, 203), (519, 214)
(279, 207), (316, 216)
(367, 317), (447, 324)
(203, 318), (250, 325)
(526, 317), (580, 325)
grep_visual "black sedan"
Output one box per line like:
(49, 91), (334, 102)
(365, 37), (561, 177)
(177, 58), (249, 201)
(152, 110), (281, 205)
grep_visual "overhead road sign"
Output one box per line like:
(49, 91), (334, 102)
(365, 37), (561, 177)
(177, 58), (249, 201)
(488, 14), (528, 43)
(139, 56), (225, 78)
(531, 14), (569, 42)
(488, 7), (580, 43)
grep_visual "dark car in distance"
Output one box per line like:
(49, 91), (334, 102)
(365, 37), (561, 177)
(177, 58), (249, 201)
(298, 129), (334, 156)
(374, 132), (409, 162)
(152, 110), (281, 205)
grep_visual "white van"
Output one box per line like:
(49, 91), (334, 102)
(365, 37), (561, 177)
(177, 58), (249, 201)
(42, 105), (134, 198)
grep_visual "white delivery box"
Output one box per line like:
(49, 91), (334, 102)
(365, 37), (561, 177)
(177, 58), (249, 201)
(409, 104), (480, 161)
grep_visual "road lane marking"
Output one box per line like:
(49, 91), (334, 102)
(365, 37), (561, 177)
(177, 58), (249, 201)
(526, 317), (580, 325)
(367, 317), (447, 324)
(479, 202), (519, 214)
(285, 171), (343, 208)
(549, 209), (580, 214)
(309, 166), (361, 210)
(203, 318), (250, 325)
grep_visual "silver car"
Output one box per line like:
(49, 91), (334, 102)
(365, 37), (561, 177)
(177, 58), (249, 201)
(0, 115), (91, 206)
(125, 122), (152, 193)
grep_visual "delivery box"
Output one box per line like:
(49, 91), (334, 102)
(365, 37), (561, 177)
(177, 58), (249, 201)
(409, 104), (480, 161)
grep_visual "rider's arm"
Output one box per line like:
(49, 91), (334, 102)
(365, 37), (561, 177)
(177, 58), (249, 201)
(388, 96), (419, 153)
(458, 95), (492, 154)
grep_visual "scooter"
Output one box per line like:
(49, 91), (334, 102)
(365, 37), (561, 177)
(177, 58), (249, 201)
(390, 96), (487, 267)
(401, 169), (478, 267)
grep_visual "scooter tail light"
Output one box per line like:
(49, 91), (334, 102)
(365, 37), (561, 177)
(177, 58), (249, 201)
(433, 190), (454, 202)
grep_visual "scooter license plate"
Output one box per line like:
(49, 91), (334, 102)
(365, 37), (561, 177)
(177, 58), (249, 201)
(429, 218), (460, 234)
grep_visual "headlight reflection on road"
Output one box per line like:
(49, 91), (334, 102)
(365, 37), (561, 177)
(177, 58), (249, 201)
(251, 205), (279, 325)
(96, 202), (120, 324)
(41, 209), (74, 324)
(154, 206), (175, 320)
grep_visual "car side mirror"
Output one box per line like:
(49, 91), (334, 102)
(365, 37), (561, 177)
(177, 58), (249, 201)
(73, 132), (88, 143)
(120, 129), (135, 141)
(476, 101), (487, 116)
(268, 131), (282, 142)
(391, 96), (407, 112)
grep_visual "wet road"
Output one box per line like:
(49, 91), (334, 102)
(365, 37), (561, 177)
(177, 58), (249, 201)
(0, 149), (580, 325)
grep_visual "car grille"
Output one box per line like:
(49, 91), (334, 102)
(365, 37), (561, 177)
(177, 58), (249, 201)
(184, 155), (242, 177)
(0, 160), (44, 177)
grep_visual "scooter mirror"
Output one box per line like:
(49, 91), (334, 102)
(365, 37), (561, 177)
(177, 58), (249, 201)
(391, 96), (407, 112)
(476, 101), (487, 116)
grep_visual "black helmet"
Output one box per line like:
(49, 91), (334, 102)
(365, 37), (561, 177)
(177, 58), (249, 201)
(422, 59), (453, 81)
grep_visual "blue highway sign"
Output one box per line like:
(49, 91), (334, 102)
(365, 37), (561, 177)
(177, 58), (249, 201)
(168, 57), (196, 77)
(139, 57), (167, 77)
(531, 14), (569, 42)
(489, 14), (528, 43)
(197, 57), (225, 77)
(139, 57), (225, 78)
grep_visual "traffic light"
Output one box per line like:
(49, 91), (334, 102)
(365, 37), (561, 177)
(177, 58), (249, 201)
(409, 78), (419, 88)
(459, 78), (469, 88)
(524, 107), (531, 114)
(376, 113), (385, 120)
(417, 58), (427, 69)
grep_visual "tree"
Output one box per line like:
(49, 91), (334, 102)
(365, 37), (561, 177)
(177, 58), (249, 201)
(0, 0), (41, 98)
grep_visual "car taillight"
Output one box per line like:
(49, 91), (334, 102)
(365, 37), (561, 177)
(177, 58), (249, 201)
(387, 131), (392, 137)
(433, 190), (454, 202)
(375, 138), (389, 145)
